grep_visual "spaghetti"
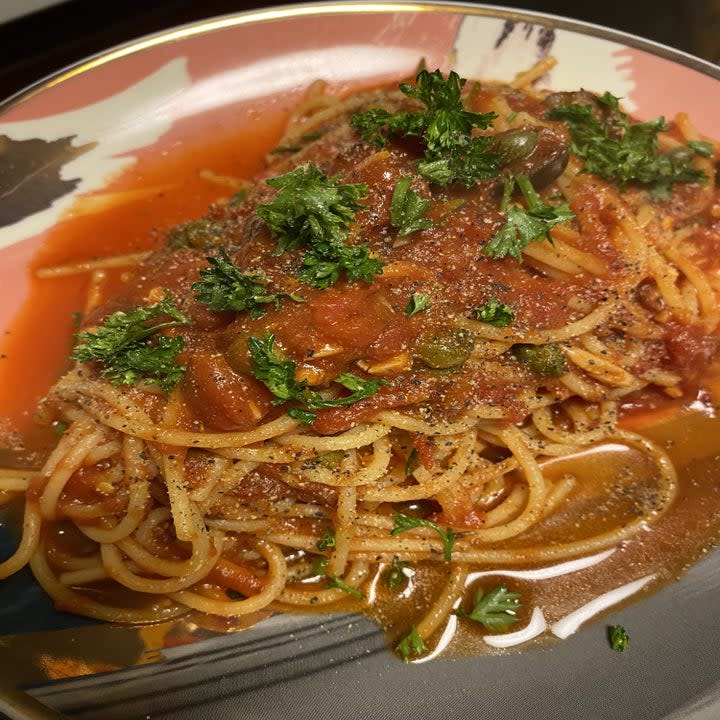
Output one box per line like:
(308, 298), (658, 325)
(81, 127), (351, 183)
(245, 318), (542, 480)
(1, 66), (719, 658)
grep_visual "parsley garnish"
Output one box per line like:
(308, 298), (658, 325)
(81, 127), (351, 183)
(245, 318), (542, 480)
(547, 92), (707, 197)
(391, 513), (455, 562)
(455, 583), (521, 630)
(382, 559), (411, 591)
(484, 174), (574, 261)
(396, 625), (426, 662)
(72, 293), (189, 392)
(405, 293), (431, 316)
(247, 332), (386, 421)
(256, 164), (382, 287)
(404, 448), (419, 476)
(608, 624), (629, 652)
(351, 69), (499, 187)
(327, 575), (365, 599)
(192, 249), (301, 318)
(228, 188), (246, 206)
(316, 528), (336, 551)
(390, 176), (434, 236)
(474, 298), (514, 327)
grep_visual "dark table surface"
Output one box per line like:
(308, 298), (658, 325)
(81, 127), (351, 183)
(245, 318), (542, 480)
(0, 0), (718, 104)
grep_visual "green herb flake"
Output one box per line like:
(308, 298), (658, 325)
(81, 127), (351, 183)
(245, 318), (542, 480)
(390, 176), (434, 236)
(248, 332), (386, 420)
(405, 293), (431, 316)
(455, 583), (522, 630)
(404, 448), (420, 476)
(327, 575), (365, 600)
(474, 298), (515, 327)
(382, 559), (411, 591)
(547, 95), (707, 195)
(687, 139), (714, 158)
(608, 624), (629, 652)
(228, 188), (247, 206)
(193, 248), (302, 318)
(391, 512), (455, 562)
(396, 625), (426, 662)
(484, 174), (574, 261)
(351, 69), (499, 187)
(71, 293), (189, 392)
(316, 528), (336, 551)
(52, 421), (69, 437)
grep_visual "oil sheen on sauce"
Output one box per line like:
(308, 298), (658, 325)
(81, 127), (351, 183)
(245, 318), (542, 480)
(1, 110), (720, 660)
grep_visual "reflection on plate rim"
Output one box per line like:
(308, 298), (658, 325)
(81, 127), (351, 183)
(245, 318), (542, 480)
(2, 0), (720, 115)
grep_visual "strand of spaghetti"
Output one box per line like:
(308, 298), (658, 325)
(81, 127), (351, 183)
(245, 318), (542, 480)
(77, 480), (150, 544)
(416, 564), (469, 642)
(275, 423), (391, 451)
(39, 423), (106, 520)
(83, 269), (107, 314)
(36, 251), (150, 278)
(297, 436), (392, 488)
(376, 407), (503, 435)
(541, 475), (576, 518)
(0, 500), (42, 578)
(170, 540), (288, 616)
(522, 240), (587, 276)
(0, 476), (30, 492)
(328, 486), (357, 577)
(457, 425), (547, 543)
(510, 56), (557, 88)
(29, 542), (187, 623)
(59, 565), (108, 585)
(101, 534), (221, 594)
(663, 243), (720, 331)
(481, 484), (529, 529)
(548, 225), (610, 275)
(57, 378), (300, 446)
(453, 298), (614, 344)
(360, 430), (476, 502)
(188, 455), (232, 502)
(531, 405), (616, 446)
(565, 345), (637, 387)
(278, 562), (369, 606)
(161, 448), (196, 542)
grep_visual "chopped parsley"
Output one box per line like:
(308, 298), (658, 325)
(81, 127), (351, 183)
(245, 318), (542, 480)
(382, 559), (412, 591)
(316, 528), (336, 551)
(72, 293), (189, 392)
(351, 69), (499, 187)
(256, 164), (382, 288)
(327, 575), (365, 600)
(484, 174), (574, 261)
(396, 625), (426, 662)
(405, 293), (431, 316)
(192, 248), (302, 317)
(546, 91), (707, 197)
(404, 448), (420, 476)
(391, 513), (455, 562)
(608, 624), (630, 652)
(390, 176), (434, 236)
(455, 583), (522, 630)
(247, 332), (386, 421)
(474, 298), (514, 327)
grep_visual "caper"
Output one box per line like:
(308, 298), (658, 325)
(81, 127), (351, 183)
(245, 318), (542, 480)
(416, 328), (475, 369)
(490, 129), (539, 165)
(167, 219), (225, 249)
(512, 342), (567, 377)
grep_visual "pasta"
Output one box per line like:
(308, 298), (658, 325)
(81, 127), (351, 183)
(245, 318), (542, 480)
(1, 64), (719, 659)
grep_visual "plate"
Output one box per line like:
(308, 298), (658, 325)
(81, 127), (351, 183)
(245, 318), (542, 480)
(1, 3), (719, 718)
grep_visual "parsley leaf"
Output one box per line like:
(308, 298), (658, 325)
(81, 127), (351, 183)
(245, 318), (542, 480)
(316, 528), (336, 551)
(256, 164), (382, 287)
(405, 293), (431, 316)
(396, 626), (426, 662)
(247, 332), (386, 421)
(258, 164), (367, 252)
(404, 448), (419, 476)
(382, 559), (412, 591)
(455, 583), (522, 630)
(72, 293), (189, 392)
(352, 69), (499, 187)
(547, 93), (707, 196)
(608, 624), (629, 652)
(474, 298), (514, 327)
(484, 174), (574, 261)
(390, 176), (434, 236)
(297, 238), (383, 289)
(192, 248), (301, 318)
(327, 575), (365, 599)
(391, 513), (455, 562)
